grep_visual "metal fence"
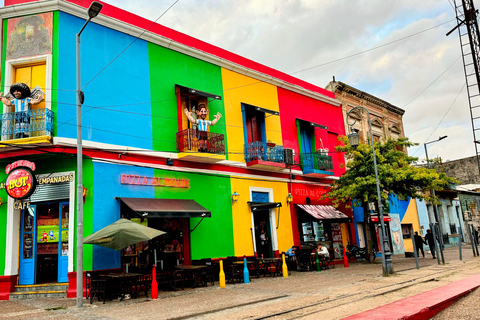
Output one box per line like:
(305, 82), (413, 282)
(1, 108), (53, 140)
(299, 152), (334, 171)
(244, 141), (284, 163)
(176, 129), (225, 154)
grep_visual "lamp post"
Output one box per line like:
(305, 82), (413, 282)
(76, 1), (102, 308)
(346, 107), (394, 275)
(424, 135), (448, 265)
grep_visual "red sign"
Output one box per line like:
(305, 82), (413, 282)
(120, 174), (190, 188)
(6, 167), (37, 199)
(6, 160), (35, 174)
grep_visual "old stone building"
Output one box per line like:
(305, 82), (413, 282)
(325, 80), (405, 145)
(440, 156), (480, 185)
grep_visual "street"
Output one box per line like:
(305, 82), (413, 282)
(1, 245), (479, 320)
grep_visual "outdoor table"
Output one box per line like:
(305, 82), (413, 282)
(256, 258), (282, 277)
(175, 265), (207, 288)
(103, 273), (141, 300)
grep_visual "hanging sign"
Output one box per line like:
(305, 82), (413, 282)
(5, 160), (37, 200)
(6, 167), (37, 200)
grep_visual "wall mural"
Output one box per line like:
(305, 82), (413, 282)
(7, 13), (53, 60)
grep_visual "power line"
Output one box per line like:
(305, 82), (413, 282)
(82, 0), (180, 90)
(410, 82), (466, 158)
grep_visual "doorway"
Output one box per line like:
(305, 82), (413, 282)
(254, 210), (272, 258)
(19, 201), (69, 285)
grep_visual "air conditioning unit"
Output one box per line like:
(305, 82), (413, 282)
(317, 148), (329, 155)
(283, 148), (294, 166)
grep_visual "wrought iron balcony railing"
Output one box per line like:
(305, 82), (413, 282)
(244, 141), (284, 163)
(2, 108), (54, 140)
(176, 129), (225, 154)
(300, 152), (334, 171)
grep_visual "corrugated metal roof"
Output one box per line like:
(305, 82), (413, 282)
(296, 204), (349, 220)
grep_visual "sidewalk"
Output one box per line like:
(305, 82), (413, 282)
(0, 245), (478, 320)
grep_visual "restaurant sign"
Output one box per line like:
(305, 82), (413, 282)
(5, 160), (37, 200)
(120, 174), (190, 188)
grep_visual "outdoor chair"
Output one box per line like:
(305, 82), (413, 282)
(200, 258), (215, 286)
(135, 273), (152, 298)
(295, 249), (313, 271)
(90, 279), (108, 304)
(224, 256), (242, 284)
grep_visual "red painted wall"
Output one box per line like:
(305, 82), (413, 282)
(277, 87), (346, 177)
(4, 0), (38, 5)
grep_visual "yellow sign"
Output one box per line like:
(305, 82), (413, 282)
(14, 201), (30, 210)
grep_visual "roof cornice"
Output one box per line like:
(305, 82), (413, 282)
(0, 0), (341, 107)
(329, 81), (404, 115)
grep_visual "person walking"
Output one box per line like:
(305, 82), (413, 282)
(414, 231), (426, 258)
(424, 229), (436, 259)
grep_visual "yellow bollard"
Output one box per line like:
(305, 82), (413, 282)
(282, 253), (289, 278)
(219, 260), (226, 288)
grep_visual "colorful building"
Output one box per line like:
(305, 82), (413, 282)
(0, 0), (353, 299)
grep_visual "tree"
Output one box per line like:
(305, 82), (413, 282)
(326, 136), (457, 261)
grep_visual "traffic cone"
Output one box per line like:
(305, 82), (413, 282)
(282, 253), (289, 278)
(151, 265), (158, 299)
(219, 260), (226, 288)
(343, 247), (349, 268)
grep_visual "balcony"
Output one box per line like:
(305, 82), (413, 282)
(300, 152), (334, 177)
(244, 141), (285, 171)
(176, 129), (226, 163)
(1, 109), (53, 145)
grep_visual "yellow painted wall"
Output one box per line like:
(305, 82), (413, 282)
(402, 199), (420, 252)
(221, 68), (282, 162)
(230, 176), (292, 256)
(14, 64), (46, 110)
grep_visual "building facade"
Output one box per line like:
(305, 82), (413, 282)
(0, 0), (353, 299)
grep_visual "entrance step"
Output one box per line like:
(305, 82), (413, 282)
(10, 283), (68, 299)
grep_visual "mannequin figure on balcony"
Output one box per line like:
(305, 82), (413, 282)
(0, 82), (44, 139)
(184, 103), (222, 152)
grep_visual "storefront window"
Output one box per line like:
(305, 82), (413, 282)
(23, 234), (33, 259)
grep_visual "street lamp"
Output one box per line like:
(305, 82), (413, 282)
(76, 1), (102, 308)
(424, 136), (448, 265)
(346, 107), (394, 275)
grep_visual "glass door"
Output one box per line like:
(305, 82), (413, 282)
(19, 205), (37, 285)
(58, 202), (69, 282)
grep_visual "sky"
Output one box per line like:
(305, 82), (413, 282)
(1, 0), (475, 163)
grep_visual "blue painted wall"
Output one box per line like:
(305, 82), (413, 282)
(56, 12), (152, 149)
(416, 199), (430, 237)
(91, 161), (154, 270)
(388, 194), (409, 221)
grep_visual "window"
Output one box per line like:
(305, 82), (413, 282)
(244, 104), (265, 144)
(402, 224), (413, 239)
(176, 85), (221, 131)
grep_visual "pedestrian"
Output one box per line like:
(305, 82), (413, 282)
(424, 229), (436, 259)
(414, 231), (426, 258)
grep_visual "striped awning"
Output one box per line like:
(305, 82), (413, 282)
(296, 204), (349, 220)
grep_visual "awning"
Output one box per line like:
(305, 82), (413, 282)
(296, 204), (349, 220)
(176, 85), (222, 100)
(370, 215), (391, 222)
(297, 118), (328, 130)
(248, 202), (282, 211)
(118, 197), (211, 218)
(255, 106), (279, 116)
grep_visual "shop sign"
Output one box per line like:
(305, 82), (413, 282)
(14, 201), (30, 210)
(120, 174), (190, 188)
(5, 160), (35, 174)
(6, 167), (37, 200)
(37, 173), (74, 185)
(293, 188), (327, 198)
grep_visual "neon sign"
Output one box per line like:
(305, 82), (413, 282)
(120, 174), (190, 188)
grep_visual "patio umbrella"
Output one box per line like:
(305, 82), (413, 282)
(83, 218), (165, 251)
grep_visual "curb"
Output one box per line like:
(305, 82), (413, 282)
(342, 274), (480, 320)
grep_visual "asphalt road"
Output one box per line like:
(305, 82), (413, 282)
(1, 245), (479, 320)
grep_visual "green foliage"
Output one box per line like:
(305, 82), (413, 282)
(326, 137), (457, 211)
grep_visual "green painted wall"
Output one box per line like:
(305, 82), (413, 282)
(154, 169), (234, 259)
(148, 44), (227, 157)
(52, 11), (59, 130)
